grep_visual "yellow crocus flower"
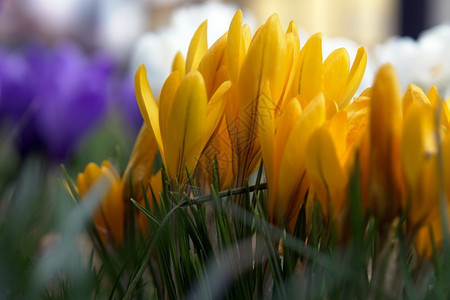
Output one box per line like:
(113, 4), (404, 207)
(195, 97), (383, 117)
(77, 161), (124, 246)
(196, 30), (234, 190)
(260, 94), (326, 229)
(306, 112), (349, 221)
(401, 96), (439, 230)
(226, 11), (289, 187)
(291, 33), (367, 118)
(136, 65), (230, 185)
(257, 27), (366, 229)
(362, 64), (406, 224)
(135, 18), (231, 185)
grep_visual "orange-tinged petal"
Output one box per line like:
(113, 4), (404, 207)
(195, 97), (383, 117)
(77, 162), (102, 196)
(414, 213), (445, 258)
(171, 51), (185, 76)
(77, 161), (123, 246)
(185, 20), (208, 73)
(165, 71), (207, 182)
(306, 127), (347, 218)
(100, 176), (124, 245)
(135, 64), (165, 158)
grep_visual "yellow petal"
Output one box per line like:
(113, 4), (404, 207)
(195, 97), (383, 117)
(274, 98), (302, 183)
(275, 93), (326, 222)
(370, 64), (402, 161)
(203, 80), (231, 148)
(306, 127), (347, 218)
(198, 119), (234, 191)
(402, 83), (430, 115)
(347, 97), (370, 150)
(225, 10), (246, 134)
(135, 64), (165, 158)
(77, 161), (123, 246)
(185, 20), (208, 73)
(198, 33), (228, 98)
(237, 14), (285, 164)
(442, 100), (450, 130)
(327, 111), (348, 162)
(171, 51), (185, 76)
(402, 104), (436, 189)
(100, 173), (124, 245)
(427, 85), (442, 107)
(159, 71), (181, 144)
(323, 48), (350, 107)
(443, 133), (450, 201)
(77, 162), (102, 196)
(227, 10), (245, 84)
(165, 71), (207, 182)
(122, 124), (159, 204)
(279, 23), (301, 112)
(267, 97), (302, 220)
(428, 86), (450, 129)
(340, 47), (367, 109)
(369, 64), (405, 218)
(242, 24), (252, 50)
(297, 33), (323, 104)
(258, 81), (276, 197)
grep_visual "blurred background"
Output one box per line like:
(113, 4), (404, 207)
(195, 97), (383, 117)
(0, 0), (449, 297)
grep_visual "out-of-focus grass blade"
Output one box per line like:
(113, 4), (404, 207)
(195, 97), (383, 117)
(130, 199), (160, 226)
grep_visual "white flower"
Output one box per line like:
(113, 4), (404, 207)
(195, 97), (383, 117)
(375, 24), (450, 98)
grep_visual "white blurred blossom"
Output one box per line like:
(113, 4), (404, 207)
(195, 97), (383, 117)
(375, 24), (450, 98)
(130, 2), (255, 95)
(21, 0), (93, 34)
(97, 0), (146, 58)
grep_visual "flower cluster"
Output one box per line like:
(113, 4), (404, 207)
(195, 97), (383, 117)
(76, 10), (449, 260)
(0, 41), (139, 160)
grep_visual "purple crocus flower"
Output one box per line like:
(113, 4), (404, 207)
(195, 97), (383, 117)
(0, 41), (117, 160)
